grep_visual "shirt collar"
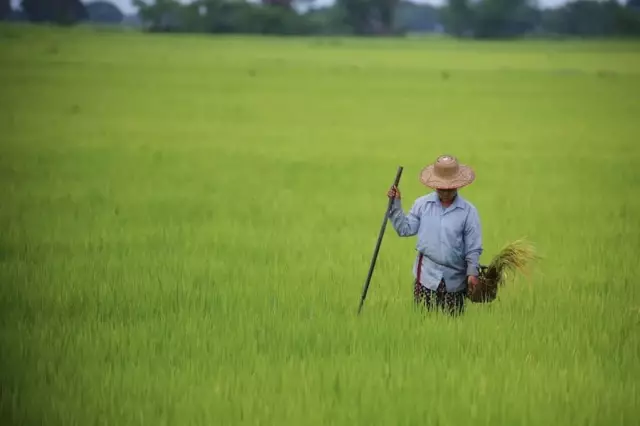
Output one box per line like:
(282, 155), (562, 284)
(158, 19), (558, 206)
(426, 191), (466, 211)
(452, 193), (466, 210)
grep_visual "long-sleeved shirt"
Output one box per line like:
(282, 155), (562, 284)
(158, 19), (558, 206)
(388, 191), (483, 293)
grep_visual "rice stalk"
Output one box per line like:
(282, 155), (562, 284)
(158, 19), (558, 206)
(468, 238), (538, 303)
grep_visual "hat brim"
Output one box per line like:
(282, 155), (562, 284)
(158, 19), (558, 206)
(420, 164), (475, 189)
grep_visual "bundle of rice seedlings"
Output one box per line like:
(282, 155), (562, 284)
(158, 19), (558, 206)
(467, 238), (538, 303)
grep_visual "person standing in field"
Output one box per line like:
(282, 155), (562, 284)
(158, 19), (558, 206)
(387, 155), (483, 316)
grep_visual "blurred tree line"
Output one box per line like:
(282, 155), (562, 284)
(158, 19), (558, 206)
(2, 0), (640, 38)
(441, 0), (640, 38)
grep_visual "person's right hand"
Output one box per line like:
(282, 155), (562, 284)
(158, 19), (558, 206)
(387, 185), (401, 200)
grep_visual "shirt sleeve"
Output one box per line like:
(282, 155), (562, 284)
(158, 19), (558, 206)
(464, 207), (483, 276)
(388, 198), (421, 237)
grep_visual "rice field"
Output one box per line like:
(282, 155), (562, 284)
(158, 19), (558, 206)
(1, 23), (639, 426)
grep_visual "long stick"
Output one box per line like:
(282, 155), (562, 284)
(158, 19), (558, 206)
(357, 166), (404, 315)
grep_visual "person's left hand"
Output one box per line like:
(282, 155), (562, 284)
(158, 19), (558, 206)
(468, 275), (479, 288)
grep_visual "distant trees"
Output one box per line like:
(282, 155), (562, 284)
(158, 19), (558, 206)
(441, 0), (640, 38)
(5, 0), (125, 25)
(336, 0), (375, 34)
(132, 0), (181, 31)
(540, 0), (640, 37)
(1, 0), (639, 38)
(335, 0), (400, 34)
(122, 0), (640, 37)
(0, 0), (10, 20)
(628, 0), (640, 9)
(393, 0), (439, 33)
(471, 0), (539, 38)
(20, 0), (88, 25)
(129, 0), (409, 35)
(86, 1), (125, 24)
(131, 0), (320, 34)
(440, 0), (473, 37)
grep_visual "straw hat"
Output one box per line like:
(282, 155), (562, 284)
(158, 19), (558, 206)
(419, 155), (475, 189)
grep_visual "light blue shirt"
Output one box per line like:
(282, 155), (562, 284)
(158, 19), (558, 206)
(388, 192), (483, 293)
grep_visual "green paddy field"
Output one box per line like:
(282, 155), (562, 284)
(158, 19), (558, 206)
(1, 23), (639, 425)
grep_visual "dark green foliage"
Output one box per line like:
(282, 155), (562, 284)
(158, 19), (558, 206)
(21, 0), (88, 25)
(0, 0), (10, 20)
(132, 0), (182, 31)
(539, 0), (640, 37)
(393, 1), (439, 33)
(133, 0), (317, 34)
(10, 0), (640, 38)
(441, 0), (538, 38)
(440, 0), (473, 37)
(334, 0), (401, 35)
(441, 0), (640, 39)
(336, 0), (374, 34)
(627, 0), (640, 9)
(472, 0), (539, 39)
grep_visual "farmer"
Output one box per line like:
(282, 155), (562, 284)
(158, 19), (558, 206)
(387, 155), (483, 316)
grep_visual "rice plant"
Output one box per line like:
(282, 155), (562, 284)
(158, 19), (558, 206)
(469, 238), (539, 303)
